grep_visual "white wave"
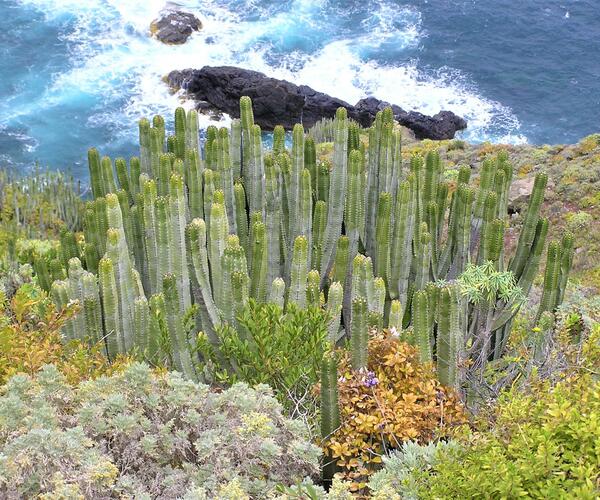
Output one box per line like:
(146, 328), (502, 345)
(15, 0), (527, 145)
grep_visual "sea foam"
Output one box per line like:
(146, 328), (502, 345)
(7, 0), (527, 175)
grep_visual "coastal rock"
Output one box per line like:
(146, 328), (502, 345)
(166, 66), (467, 139)
(354, 97), (468, 140)
(167, 66), (351, 130)
(150, 10), (202, 45)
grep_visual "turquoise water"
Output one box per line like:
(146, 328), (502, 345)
(1, 0), (599, 180)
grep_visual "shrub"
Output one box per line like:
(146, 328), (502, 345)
(0, 169), (84, 274)
(447, 139), (466, 151)
(198, 300), (328, 426)
(0, 363), (321, 499)
(323, 330), (465, 492)
(416, 371), (600, 498)
(0, 282), (121, 385)
(367, 441), (460, 500)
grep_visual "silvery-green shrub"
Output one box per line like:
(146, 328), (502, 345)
(0, 363), (320, 499)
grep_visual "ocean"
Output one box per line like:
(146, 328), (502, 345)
(0, 0), (599, 181)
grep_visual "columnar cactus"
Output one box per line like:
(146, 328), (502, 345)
(288, 236), (309, 308)
(412, 289), (432, 363)
(41, 97), (571, 392)
(98, 257), (120, 359)
(326, 281), (344, 344)
(163, 273), (197, 380)
(320, 108), (349, 282)
(350, 296), (368, 370)
(321, 351), (340, 483)
(436, 285), (461, 387)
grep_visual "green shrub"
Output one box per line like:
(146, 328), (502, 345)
(0, 363), (321, 499)
(419, 375), (599, 498)
(446, 139), (466, 151)
(198, 300), (328, 424)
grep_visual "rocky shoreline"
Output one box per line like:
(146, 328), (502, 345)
(151, 7), (468, 140)
(166, 66), (468, 140)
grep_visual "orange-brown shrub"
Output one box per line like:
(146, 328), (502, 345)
(323, 330), (465, 492)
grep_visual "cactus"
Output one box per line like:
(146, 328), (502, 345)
(311, 200), (327, 271)
(390, 179), (415, 305)
(133, 296), (150, 354)
(536, 240), (562, 322)
(265, 157), (282, 288)
(249, 220), (268, 302)
(436, 285), (461, 387)
(288, 236), (309, 308)
(320, 108), (349, 282)
(326, 281), (344, 344)
(374, 192), (392, 285)
(170, 175), (192, 310)
(306, 270), (321, 307)
(412, 289), (432, 363)
(186, 218), (220, 338)
(388, 300), (402, 333)
(510, 173), (547, 279)
(350, 296), (368, 370)
(163, 273), (197, 380)
(41, 96), (572, 411)
(99, 257), (120, 360)
(59, 226), (79, 268)
(269, 277), (286, 308)
(321, 351), (340, 484)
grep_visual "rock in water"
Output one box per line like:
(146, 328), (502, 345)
(151, 11), (202, 45)
(166, 66), (467, 139)
(354, 97), (468, 140)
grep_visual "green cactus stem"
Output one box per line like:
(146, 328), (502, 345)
(350, 296), (368, 370)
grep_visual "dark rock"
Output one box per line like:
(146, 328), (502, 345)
(166, 66), (467, 139)
(167, 66), (352, 130)
(354, 97), (467, 140)
(151, 10), (202, 45)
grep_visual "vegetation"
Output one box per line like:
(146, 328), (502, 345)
(0, 282), (126, 385)
(322, 331), (465, 492)
(198, 300), (329, 425)
(424, 374), (599, 498)
(36, 100), (572, 397)
(0, 363), (320, 498)
(0, 95), (597, 498)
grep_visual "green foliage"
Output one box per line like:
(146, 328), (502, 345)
(458, 261), (526, 305)
(198, 300), (328, 419)
(0, 282), (124, 385)
(417, 371), (600, 499)
(367, 441), (460, 500)
(0, 363), (321, 499)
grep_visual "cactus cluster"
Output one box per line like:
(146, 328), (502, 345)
(42, 97), (572, 392)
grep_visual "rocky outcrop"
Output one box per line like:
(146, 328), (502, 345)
(166, 66), (467, 139)
(150, 10), (202, 45)
(353, 97), (467, 141)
